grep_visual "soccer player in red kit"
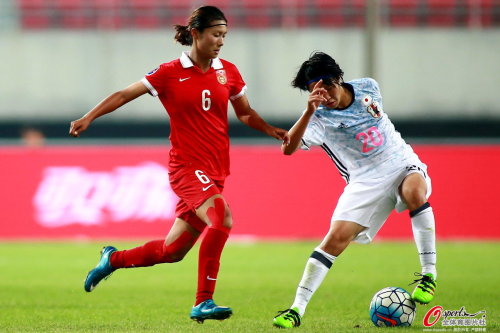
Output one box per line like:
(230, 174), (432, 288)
(69, 6), (288, 323)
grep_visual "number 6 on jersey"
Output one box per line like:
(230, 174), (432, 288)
(202, 90), (211, 111)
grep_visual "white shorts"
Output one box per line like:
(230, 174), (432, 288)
(331, 162), (432, 244)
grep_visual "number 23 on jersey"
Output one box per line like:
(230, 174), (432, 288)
(356, 126), (384, 153)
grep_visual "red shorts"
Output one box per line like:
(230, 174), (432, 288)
(169, 166), (225, 233)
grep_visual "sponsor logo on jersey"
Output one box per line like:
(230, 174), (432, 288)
(361, 95), (382, 118)
(147, 67), (159, 76)
(216, 69), (227, 84)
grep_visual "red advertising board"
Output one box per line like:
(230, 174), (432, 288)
(0, 144), (498, 240)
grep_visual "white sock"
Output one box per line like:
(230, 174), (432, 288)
(410, 203), (437, 279)
(291, 247), (336, 316)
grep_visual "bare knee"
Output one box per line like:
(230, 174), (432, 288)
(222, 206), (233, 230)
(319, 221), (365, 256)
(166, 251), (186, 263)
(209, 204), (233, 230)
(401, 185), (427, 211)
(163, 220), (200, 263)
(197, 195), (233, 230)
(319, 231), (352, 256)
(400, 174), (427, 211)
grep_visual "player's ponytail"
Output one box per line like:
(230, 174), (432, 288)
(174, 24), (192, 46)
(174, 6), (227, 46)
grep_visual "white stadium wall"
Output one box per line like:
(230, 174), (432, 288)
(0, 28), (499, 122)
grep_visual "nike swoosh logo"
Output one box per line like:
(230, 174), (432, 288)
(202, 184), (214, 191)
(207, 275), (217, 281)
(375, 313), (397, 326)
(179, 77), (191, 82)
(201, 308), (213, 313)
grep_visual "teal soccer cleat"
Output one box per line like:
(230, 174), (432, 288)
(190, 299), (233, 323)
(84, 246), (117, 292)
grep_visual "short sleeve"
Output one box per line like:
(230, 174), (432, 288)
(368, 78), (384, 111)
(369, 78), (380, 92)
(301, 113), (325, 150)
(141, 64), (169, 97)
(227, 65), (247, 101)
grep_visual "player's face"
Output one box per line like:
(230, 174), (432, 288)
(195, 20), (227, 59)
(308, 81), (342, 109)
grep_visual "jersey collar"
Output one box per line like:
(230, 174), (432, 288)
(180, 51), (223, 70)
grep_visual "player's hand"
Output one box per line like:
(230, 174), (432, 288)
(69, 117), (91, 137)
(267, 126), (290, 145)
(306, 79), (327, 114)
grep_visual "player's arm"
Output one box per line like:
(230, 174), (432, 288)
(69, 81), (149, 137)
(282, 80), (327, 155)
(231, 94), (289, 143)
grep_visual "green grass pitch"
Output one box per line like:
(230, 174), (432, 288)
(1, 241), (498, 332)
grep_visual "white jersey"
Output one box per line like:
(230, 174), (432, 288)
(302, 78), (420, 183)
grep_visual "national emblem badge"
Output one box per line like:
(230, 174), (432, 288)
(216, 70), (227, 84)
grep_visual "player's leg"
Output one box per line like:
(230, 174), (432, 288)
(168, 167), (233, 322)
(273, 220), (365, 328)
(110, 218), (201, 267)
(274, 178), (398, 328)
(84, 218), (201, 292)
(400, 172), (437, 304)
(190, 193), (233, 323)
(292, 221), (364, 314)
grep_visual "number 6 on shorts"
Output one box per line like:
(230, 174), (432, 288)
(195, 170), (211, 184)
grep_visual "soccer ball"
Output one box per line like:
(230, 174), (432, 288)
(369, 287), (416, 327)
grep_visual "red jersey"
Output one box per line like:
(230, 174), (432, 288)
(141, 52), (247, 179)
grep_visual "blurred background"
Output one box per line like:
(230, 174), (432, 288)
(1, 0), (499, 140)
(1, 4), (499, 331)
(0, 0), (499, 241)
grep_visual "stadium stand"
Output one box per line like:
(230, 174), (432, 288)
(388, 0), (421, 26)
(56, 0), (91, 29)
(18, 0), (51, 28)
(16, 0), (499, 29)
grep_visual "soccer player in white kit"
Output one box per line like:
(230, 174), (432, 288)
(273, 52), (437, 328)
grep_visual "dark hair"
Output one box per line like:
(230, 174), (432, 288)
(292, 52), (344, 91)
(174, 6), (227, 46)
